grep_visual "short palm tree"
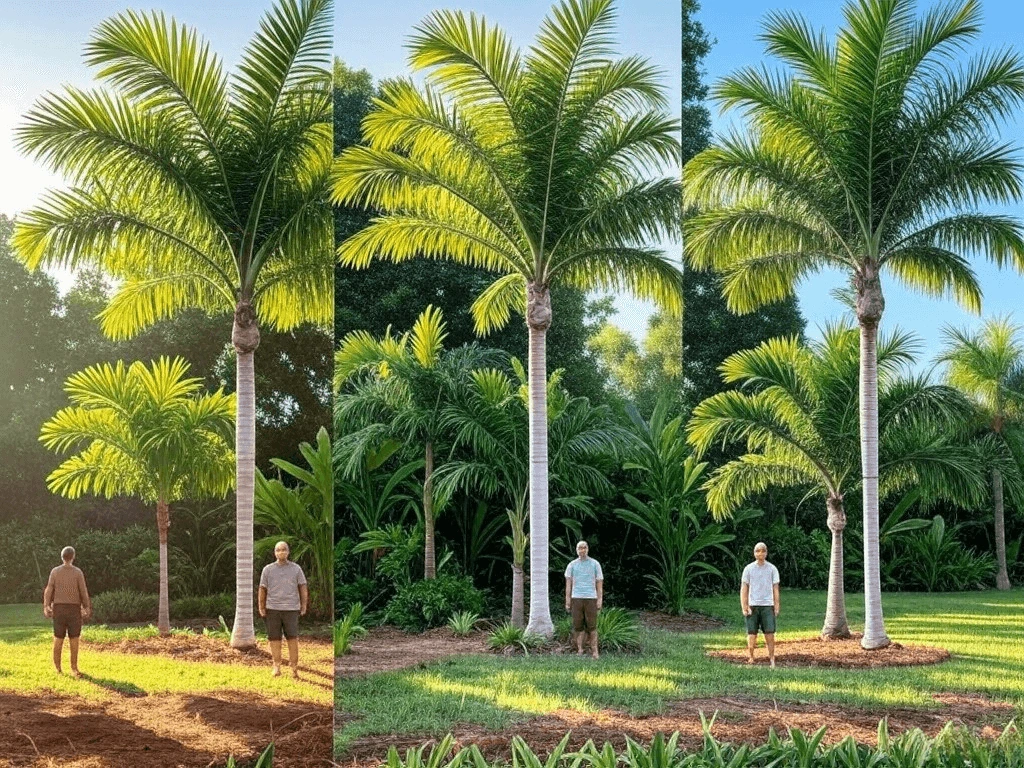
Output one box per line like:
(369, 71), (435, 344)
(688, 324), (984, 638)
(13, 0), (333, 647)
(335, 306), (492, 579)
(939, 317), (1024, 589)
(40, 358), (235, 635)
(683, 0), (1024, 647)
(333, 0), (682, 635)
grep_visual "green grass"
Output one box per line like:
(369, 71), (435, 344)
(333, 589), (1024, 753)
(0, 603), (332, 705)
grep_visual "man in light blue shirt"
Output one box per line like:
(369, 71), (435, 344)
(564, 540), (603, 658)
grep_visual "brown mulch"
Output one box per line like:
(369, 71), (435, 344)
(96, 633), (333, 671)
(638, 611), (726, 633)
(0, 690), (332, 768)
(709, 633), (951, 668)
(335, 627), (489, 678)
(338, 693), (1015, 767)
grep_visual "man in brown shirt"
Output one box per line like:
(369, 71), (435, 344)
(43, 546), (91, 677)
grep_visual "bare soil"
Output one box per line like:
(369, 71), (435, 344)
(709, 633), (951, 668)
(335, 627), (488, 678)
(338, 693), (1015, 766)
(97, 634), (333, 673)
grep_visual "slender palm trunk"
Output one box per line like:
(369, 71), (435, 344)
(424, 441), (436, 580)
(524, 283), (553, 637)
(231, 302), (260, 649)
(156, 499), (171, 637)
(856, 265), (890, 649)
(511, 563), (525, 628)
(993, 467), (1011, 590)
(822, 494), (851, 639)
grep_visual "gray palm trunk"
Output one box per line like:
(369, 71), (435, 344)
(822, 494), (851, 639)
(993, 467), (1011, 590)
(511, 563), (525, 629)
(230, 302), (259, 649)
(156, 499), (171, 636)
(857, 265), (890, 650)
(524, 283), (554, 638)
(424, 441), (436, 580)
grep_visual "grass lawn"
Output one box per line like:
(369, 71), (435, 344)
(334, 589), (1024, 752)
(0, 603), (332, 705)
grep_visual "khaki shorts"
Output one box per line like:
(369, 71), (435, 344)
(571, 598), (598, 633)
(53, 603), (83, 639)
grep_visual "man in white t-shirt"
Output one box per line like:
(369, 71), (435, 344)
(740, 541), (780, 667)
(564, 541), (603, 659)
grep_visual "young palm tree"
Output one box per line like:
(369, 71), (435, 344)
(688, 325), (984, 638)
(335, 306), (492, 579)
(939, 317), (1024, 589)
(683, 0), (1024, 647)
(333, 0), (682, 635)
(13, 0), (333, 647)
(40, 358), (235, 635)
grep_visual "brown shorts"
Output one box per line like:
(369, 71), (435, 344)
(571, 597), (598, 633)
(53, 603), (83, 639)
(265, 609), (300, 640)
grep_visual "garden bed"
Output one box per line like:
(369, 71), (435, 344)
(92, 633), (334, 672)
(709, 633), (950, 668)
(335, 626), (489, 677)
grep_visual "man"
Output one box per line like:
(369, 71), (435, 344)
(564, 540), (603, 659)
(258, 540), (308, 678)
(741, 541), (781, 667)
(43, 546), (91, 677)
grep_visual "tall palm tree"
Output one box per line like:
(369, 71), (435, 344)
(939, 317), (1024, 589)
(688, 324), (983, 638)
(40, 358), (235, 635)
(683, 0), (1024, 648)
(333, 0), (681, 635)
(335, 306), (492, 579)
(13, 0), (333, 647)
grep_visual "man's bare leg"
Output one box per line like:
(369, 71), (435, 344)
(269, 640), (283, 676)
(69, 637), (81, 677)
(746, 633), (756, 664)
(575, 630), (584, 655)
(52, 637), (63, 674)
(589, 631), (599, 659)
(766, 633), (776, 668)
(287, 638), (299, 678)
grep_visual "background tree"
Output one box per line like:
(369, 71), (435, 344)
(13, 0), (334, 647)
(39, 358), (234, 635)
(684, 0), (1024, 648)
(333, 0), (682, 636)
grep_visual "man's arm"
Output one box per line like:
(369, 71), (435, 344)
(79, 571), (91, 617)
(596, 579), (603, 610)
(740, 582), (751, 615)
(565, 577), (572, 612)
(43, 574), (53, 617)
(773, 583), (780, 616)
(299, 584), (309, 616)
(258, 586), (268, 617)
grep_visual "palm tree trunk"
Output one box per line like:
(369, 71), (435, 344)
(993, 467), (1011, 590)
(511, 563), (525, 629)
(424, 441), (436, 580)
(822, 494), (851, 639)
(156, 499), (171, 637)
(524, 283), (554, 638)
(231, 301), (260, 649)
(856, 266), (890, 650)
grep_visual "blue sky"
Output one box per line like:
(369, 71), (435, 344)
(697, 0), (1024, 365)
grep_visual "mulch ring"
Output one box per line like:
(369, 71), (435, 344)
(335, 626), (489, 678)
(0, 690), (331, 768)
(709, 633), (950, 668)
(638, 611), (725, 633)
(91, 633), (333, 669)
(338, 693), (1014, 767)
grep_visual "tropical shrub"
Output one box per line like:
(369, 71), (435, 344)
(487, 622), (545, 655)
(334, 603), (368, 657)
(171, 593), (234, 621)
(384, 575), (484, 632)
(553, 608), (642, 652)
(893, 516), (996, 591)
(447, 611), (479, 636)
(91, 589), (159, 624)
(70, 526), (160, 596)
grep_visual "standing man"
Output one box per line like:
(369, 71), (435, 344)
(43, 546), (91, 677)
(741, 541), (781, 667)
(258, 540), (308, 678)
(565, 540), (603, 659)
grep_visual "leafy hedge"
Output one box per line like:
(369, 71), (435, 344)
(90, 590), (234, 624)
(384, 575), (485, 632)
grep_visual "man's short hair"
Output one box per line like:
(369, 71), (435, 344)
(576, 540), (588, 549)
(61, 546), (75, 562)
(275, 540), (290, 551)
(754, 542), (767, 552)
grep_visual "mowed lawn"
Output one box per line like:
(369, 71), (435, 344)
(0, 603), (332, 705)
(334, 589), (1024, 751)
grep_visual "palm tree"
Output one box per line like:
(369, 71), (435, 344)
(333, 0), (682, 635)
(40, 358), (235, 635)
(683, 0), (1024, 648)
(335, 306), (492, 579)
(436, 364), (627, 628)
(13, 0), (333, 647)
(939, 317), (1024, 589)
(688, 324), (984, 638)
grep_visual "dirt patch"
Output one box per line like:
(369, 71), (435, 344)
(638, 612), (725, 633)
(0, 690), (331, 767)
(335, 627), (488, 678)
(709, 633), (950, 668)
(338, 693), (1014, 766)
(94, 633), (332, 672)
